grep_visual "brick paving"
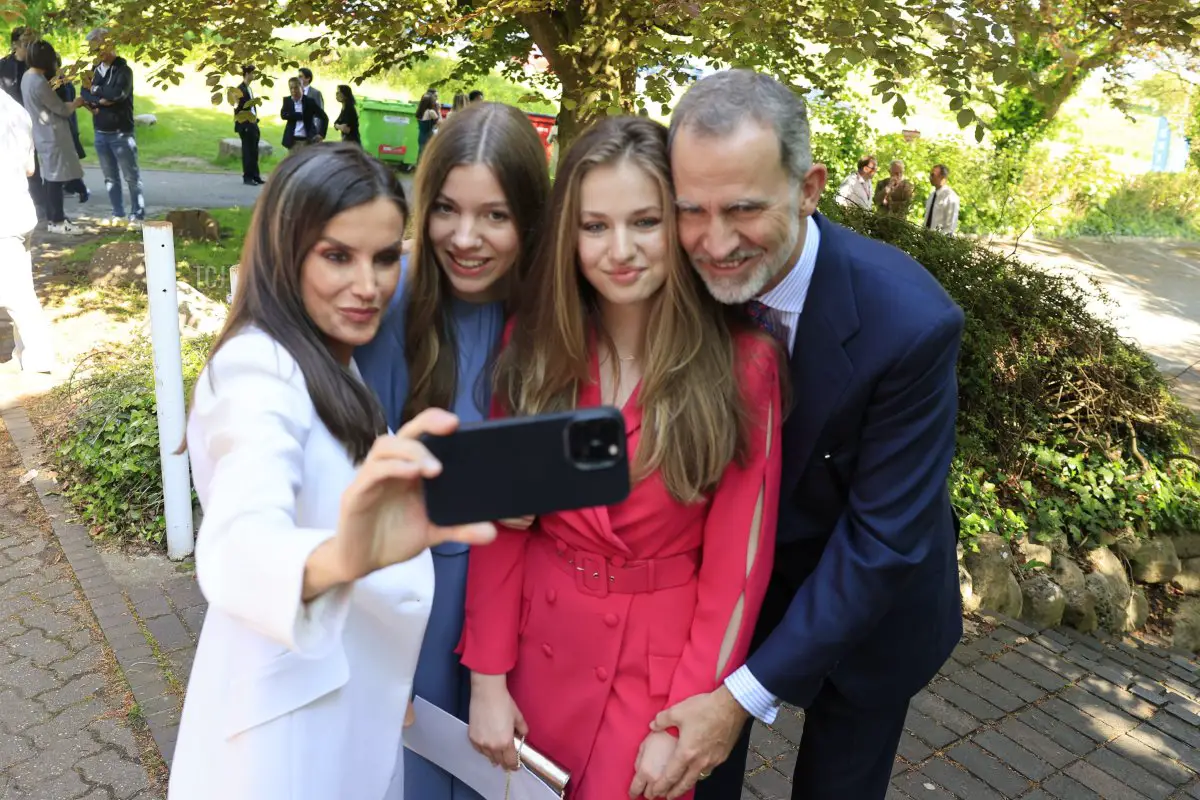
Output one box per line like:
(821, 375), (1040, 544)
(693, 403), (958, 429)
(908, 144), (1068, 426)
(0, 411), (160, 799)
(4, 400), (1200, 799)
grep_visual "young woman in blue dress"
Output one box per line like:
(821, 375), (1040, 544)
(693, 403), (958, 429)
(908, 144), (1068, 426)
(355, 101), (551, 800)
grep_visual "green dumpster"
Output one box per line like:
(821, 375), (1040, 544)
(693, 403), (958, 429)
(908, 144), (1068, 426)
(359, 98), (420, 168)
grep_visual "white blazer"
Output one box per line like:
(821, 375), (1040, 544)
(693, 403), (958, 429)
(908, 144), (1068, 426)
(168, 328), (434, 800)
(924, 184), (960, 234)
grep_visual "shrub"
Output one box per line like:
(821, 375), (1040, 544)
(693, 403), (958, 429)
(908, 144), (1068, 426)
(829, 202), (1200, 547)
(49, 335), (214, 545)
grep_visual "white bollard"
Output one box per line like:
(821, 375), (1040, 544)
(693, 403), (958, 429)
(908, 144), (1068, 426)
(143, 222), (195, 561)
(227, 265), (239, 305)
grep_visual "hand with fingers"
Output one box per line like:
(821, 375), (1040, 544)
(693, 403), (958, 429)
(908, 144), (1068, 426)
(468, 672), (529, 771)
(646, 687), (749, 799)
(628, 731), (677, 799)
(302, 408), (498, 600)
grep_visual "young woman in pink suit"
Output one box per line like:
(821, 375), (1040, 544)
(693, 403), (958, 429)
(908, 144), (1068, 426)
(459, 116), (784, 800)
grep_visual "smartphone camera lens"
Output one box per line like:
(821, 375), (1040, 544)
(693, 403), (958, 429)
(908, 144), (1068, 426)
(566, 418), (622, 470)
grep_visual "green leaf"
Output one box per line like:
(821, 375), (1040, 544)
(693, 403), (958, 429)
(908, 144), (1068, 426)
(974, 122), (985, 142)
(957, 108), (975, 127)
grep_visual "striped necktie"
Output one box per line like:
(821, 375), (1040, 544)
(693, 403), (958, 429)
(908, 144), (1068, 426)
(746, 300), (785, 345)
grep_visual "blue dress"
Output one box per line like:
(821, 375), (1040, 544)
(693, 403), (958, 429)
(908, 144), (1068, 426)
(356, 261), (503, 800)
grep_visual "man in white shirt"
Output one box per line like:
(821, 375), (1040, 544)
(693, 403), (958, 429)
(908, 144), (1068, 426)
(298, 68), (323, 110)
(0, 90), (57, 373)
(923, 164), (960, 234)
(652, 69), (965, 800)
(834, 155), (876, 209)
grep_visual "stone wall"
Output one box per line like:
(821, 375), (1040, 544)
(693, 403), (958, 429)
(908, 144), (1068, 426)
(961, 531), (1200, 654)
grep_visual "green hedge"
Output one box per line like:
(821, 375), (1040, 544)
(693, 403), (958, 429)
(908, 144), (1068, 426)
(828, 203), (1200, 547)
(50, 336), (214, 545)
(45, 216), (1200, 548)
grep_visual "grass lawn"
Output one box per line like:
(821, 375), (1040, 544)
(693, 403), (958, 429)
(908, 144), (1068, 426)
(77, 97), (288, 174)
(62, 207), (255, 300)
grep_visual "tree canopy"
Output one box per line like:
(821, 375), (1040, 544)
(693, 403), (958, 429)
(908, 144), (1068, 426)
(8, 0), (1200, 147)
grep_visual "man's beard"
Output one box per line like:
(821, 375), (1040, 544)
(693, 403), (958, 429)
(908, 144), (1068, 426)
(694, 212), (803, 305)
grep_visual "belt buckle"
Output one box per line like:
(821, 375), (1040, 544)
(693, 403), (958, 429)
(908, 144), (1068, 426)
(575, 554), (609, 598)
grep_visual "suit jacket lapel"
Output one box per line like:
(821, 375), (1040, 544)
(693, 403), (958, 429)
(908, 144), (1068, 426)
(781, 214), (859, 492)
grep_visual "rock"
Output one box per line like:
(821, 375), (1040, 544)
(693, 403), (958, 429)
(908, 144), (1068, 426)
(963, 533), (1023, 617)
(1129, 537), (1182, 584)
(1020, 574), (1065, 629)
(1173, 557), (1200, 595)
(88, 241), (146, 288)
(1015, 537), (1054, 567)
(139, 280), (227, 337)
(959, 564), (981, 614)
(219, 137), (274, 160)
(1053, 554), (1098, 632)
(1085, 546), (1134, 632)
(165, 209), (220, 243)
(1126, 586), (1149, 631)
(1170, 532), (1200, 559)
(1171, 599), (1200, 654)
(134, 113), (157, 126)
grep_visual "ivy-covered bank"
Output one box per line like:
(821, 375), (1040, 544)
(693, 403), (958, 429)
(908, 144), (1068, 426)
(41, 210), (1199, 554)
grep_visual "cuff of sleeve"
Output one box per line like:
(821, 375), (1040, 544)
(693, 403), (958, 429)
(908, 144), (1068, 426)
(725, 665), (780, 725)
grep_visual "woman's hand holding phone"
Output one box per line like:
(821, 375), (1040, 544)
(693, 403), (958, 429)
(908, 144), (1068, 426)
(302, 408), (497, 600)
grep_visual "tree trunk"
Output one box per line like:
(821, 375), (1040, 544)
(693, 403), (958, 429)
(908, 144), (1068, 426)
(521, 3), (630, 155)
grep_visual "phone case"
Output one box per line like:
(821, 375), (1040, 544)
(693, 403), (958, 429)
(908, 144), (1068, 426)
(419, 407), (631, 527)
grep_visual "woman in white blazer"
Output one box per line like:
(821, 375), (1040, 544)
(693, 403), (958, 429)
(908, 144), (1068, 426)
(168, 143), (496, 800)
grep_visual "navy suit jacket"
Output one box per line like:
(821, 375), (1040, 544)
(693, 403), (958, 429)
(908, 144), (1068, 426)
(744, 213), (965, 710)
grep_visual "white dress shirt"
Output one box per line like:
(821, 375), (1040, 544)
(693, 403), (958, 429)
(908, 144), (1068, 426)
(835, 172), (872, 210)
(722, 215), (821, 724)
(292, 99), (307, 139)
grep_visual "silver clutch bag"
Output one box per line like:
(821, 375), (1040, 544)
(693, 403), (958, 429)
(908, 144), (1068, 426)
(514, 736), (570, 796)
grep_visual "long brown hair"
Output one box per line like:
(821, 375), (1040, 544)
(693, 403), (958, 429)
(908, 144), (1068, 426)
(202, 143), (409, 463)
(495, 116), (751, 503)
(403, 102), (550, 422)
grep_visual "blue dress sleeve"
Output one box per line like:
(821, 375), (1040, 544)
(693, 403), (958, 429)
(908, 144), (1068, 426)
(355, 257), (410, 432)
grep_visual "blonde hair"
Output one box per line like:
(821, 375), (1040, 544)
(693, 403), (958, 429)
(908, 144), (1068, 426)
(495, 116), (753, 503)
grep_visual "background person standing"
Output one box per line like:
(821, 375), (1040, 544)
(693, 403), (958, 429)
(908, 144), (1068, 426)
(22, 40), (85, 235)
(81, 27), (145, 226)
(298, 67), (323, 109)
(234, 65), (264, 185)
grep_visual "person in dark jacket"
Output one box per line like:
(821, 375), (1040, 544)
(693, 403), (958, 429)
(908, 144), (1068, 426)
(333, 84), (360, 145)
(81, 27), (144, 224)
(280, 76), (327, 150)
(234, 65), (264, 185)
(0, 26), (30, 103)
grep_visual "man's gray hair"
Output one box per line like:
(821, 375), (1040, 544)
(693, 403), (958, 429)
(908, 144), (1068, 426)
(668, 69), (812, 183)
(85, 27), (111, 44)
(890, 159), (905, 170)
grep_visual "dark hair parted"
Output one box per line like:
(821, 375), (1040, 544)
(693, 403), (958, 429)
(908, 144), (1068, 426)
(25, 40), (58, 75)
(402, 102), (550, 423)
(203, 143), (409, 463)
(495, 115), (755, 503)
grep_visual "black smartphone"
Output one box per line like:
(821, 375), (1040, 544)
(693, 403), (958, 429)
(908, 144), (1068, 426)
(418, 407), (631, 527)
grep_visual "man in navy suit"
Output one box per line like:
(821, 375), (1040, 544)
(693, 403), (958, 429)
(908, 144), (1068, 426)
(648, 69), (965, 800)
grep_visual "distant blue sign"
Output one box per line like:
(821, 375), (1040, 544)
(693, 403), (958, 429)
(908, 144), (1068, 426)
(1151, 116), (1171, 172)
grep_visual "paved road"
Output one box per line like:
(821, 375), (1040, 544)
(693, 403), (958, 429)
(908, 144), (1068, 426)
(69, 166), (415, 220)
(0, 417), (159, 799)
(992, 237), (1200, 418)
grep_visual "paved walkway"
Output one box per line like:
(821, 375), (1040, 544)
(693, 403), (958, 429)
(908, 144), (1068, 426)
(2, 412), (1198, 800)
(0, 415), (160, 798)
(66, 167), (414, 220)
